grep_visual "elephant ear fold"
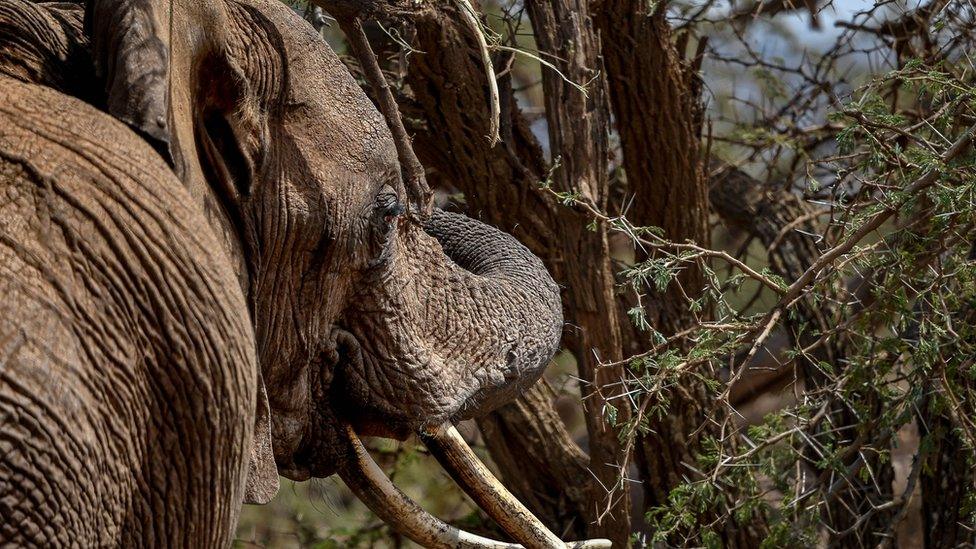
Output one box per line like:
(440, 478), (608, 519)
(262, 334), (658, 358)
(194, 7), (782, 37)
(84, 0), (227, 181)
(244, 373), (279, 504)
(85, 1), (170, 149)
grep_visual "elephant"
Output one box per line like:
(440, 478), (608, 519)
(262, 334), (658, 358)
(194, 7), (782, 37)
(0, 0), (611, 547)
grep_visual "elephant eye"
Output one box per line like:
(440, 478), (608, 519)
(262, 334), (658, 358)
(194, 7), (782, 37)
(373, 186), (403, 228)
(375, 192), (403, 225)
(362, 185), (402, 269)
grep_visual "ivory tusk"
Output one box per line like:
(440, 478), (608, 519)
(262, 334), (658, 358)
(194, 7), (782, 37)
(422, 423), (612, 549)
(567, 542), (615, 549)
(337, 423), (521, 549)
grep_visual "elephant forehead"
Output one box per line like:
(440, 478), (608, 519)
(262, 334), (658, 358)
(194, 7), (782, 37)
(240, 0), (397, 172)
(285, 101), (394, 173)
(280, 117), (397, 195)
(285, 67), (394, 173)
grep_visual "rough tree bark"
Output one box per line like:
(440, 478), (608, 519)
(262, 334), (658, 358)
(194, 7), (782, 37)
(592, 0), (711, 517)
(398, 6), (631, 544)
(521, 0), (632, 543)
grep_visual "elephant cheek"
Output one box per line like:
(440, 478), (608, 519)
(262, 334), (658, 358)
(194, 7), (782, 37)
(321, 326), (417, 439)
(276, 329), (371, 479)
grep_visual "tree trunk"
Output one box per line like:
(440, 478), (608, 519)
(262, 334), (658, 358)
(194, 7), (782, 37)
(593, 2), (771, 545)
(521, 0), (632, 543)
(919, 410), (976, 548)
(400, 6), (631, 544)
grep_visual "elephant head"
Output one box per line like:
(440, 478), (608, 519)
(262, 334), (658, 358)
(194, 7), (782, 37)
(80, 0), (601, 545)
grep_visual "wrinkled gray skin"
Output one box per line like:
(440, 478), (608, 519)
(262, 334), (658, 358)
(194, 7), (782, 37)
(0, 0), (562, 546)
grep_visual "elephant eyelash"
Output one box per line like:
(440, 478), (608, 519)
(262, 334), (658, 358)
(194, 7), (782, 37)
(375, 192), (403, 225)
(382, 203), (404, 224)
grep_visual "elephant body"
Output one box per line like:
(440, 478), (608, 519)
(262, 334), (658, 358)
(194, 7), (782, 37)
(0, 75), (255, 545)
(0, 0), (569, 546)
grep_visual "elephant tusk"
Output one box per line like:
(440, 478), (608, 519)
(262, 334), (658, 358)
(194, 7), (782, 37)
(422, 423), (612, 549)
(337, 423), (521, 549)
(567, 542), (616, 549)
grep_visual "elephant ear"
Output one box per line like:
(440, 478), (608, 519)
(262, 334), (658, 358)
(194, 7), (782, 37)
(85, 1), (170, 153)
(245, 373), (279, 504)
(85, 0), (278, 504)
(85, 0), (256, 195)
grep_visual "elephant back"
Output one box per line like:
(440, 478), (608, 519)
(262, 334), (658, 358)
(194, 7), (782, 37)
(0, 73), (257, 547)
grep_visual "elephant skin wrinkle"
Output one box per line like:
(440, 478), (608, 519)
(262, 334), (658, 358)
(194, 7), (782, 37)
(0, 76), (255, 547)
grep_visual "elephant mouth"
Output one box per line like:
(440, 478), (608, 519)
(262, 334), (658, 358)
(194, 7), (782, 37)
(321, 325), (454, 440)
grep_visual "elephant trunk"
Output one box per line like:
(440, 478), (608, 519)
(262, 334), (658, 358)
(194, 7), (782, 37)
(326, 213), (611, 546)
(334, 209), (562, 434)
(421, 209), (563, 420)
